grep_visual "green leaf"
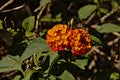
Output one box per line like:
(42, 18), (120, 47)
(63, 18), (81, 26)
(56, 13), (61, 18)
(45, 52), (59, 77)
(100, 8), (108, 14)
(111, 1), (119, 9)
(29, 37), (46, 44)
(73, 59), (88, 70)
(49, 52), (59, 65)
(94, 0), (99, 4)
(22, 16), (35, 32)
(40, 29), (47, 36)
(97, 23), (120, 33)
(21, 37), (50, 61)
(59, 70), (74, 80)
(78, 5), (97, 20)
(39, 78), (46, 80)
(40, 14), (62, 22)
(49, 75), (56, 80)
(0, 20), (3, 29)
(10, 29), (17, 36)
(40, 0), (47, 9)
(90, 35), (102, 45)
(0, 55), (22, 72)
(13, 75), (21, 80)
(110, 72), (120, 80)
(25, 31), (35, 37)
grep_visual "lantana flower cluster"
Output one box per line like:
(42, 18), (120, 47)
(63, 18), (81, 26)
(46, 24), (91, 55)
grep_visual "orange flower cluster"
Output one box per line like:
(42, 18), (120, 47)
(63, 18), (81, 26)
(46, 24), (71, 51)
(70, 29), (91, 55)
(46, 24), (91, 55)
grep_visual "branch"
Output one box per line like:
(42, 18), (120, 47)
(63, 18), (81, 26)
(0, 0), (14, 11)
(35, 3), (48, 30)
(84, 12), (96, 25)
(100, 6), (120, 23)
(0, 4), (25, 13)
(107, 37), (119, 46)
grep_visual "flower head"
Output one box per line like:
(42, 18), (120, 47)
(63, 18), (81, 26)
(46, 24), (71, 51)
(46, 24), (91, 56)
(70, 29), (91, 55)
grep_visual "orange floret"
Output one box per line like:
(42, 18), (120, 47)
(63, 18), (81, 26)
(70, 29), (91, 55)
(46, 24), (71, 51)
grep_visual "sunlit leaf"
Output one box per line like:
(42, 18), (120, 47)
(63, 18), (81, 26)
(0, 55), (22, 72)
(100, 8), (108, 14)
(40, 14), (62, 22)
(22, 16), (35, 32)
(111, 1), (119, 9)
(94, 0), (99, 4)
(110, 72), (120, 80)
(10, 29), (17, 36)
(78, 5), (97, 20)
(97, 23), (120, 33)
(25, 31), (35, 37)
(59, 70), (74, 80)
(13, 75), (21, 80)
(21, 37), (50, 61)
(40, 0), (47, 9)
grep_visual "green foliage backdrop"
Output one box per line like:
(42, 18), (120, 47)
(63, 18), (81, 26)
(0, 0), (120, 80)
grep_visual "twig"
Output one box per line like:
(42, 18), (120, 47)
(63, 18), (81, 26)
(84, 12), (96, 25)
(67, 2), (74, 10)
(35, 3), (48, 30)
(0, 0), (14, 11)
(107, 37), (119, 46)
(113, 32), (120, 37)
(100, 7), (120, 23)
(0, 4), (25, 13)
(88, 46), (112, 60)
(1, 70), (18, 78)
(88, 53), (97, 70)
(91, 24), (99, 29)
(34, 7), (40, 13)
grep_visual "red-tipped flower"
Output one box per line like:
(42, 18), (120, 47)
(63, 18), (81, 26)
(46, 24), (91, 55)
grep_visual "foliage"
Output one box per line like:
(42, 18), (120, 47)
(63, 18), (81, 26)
(0, 55), (22, 73)
(97, 23), (120, 33)
(78, 5), (97, 20)
(0, 0), (120, 80)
